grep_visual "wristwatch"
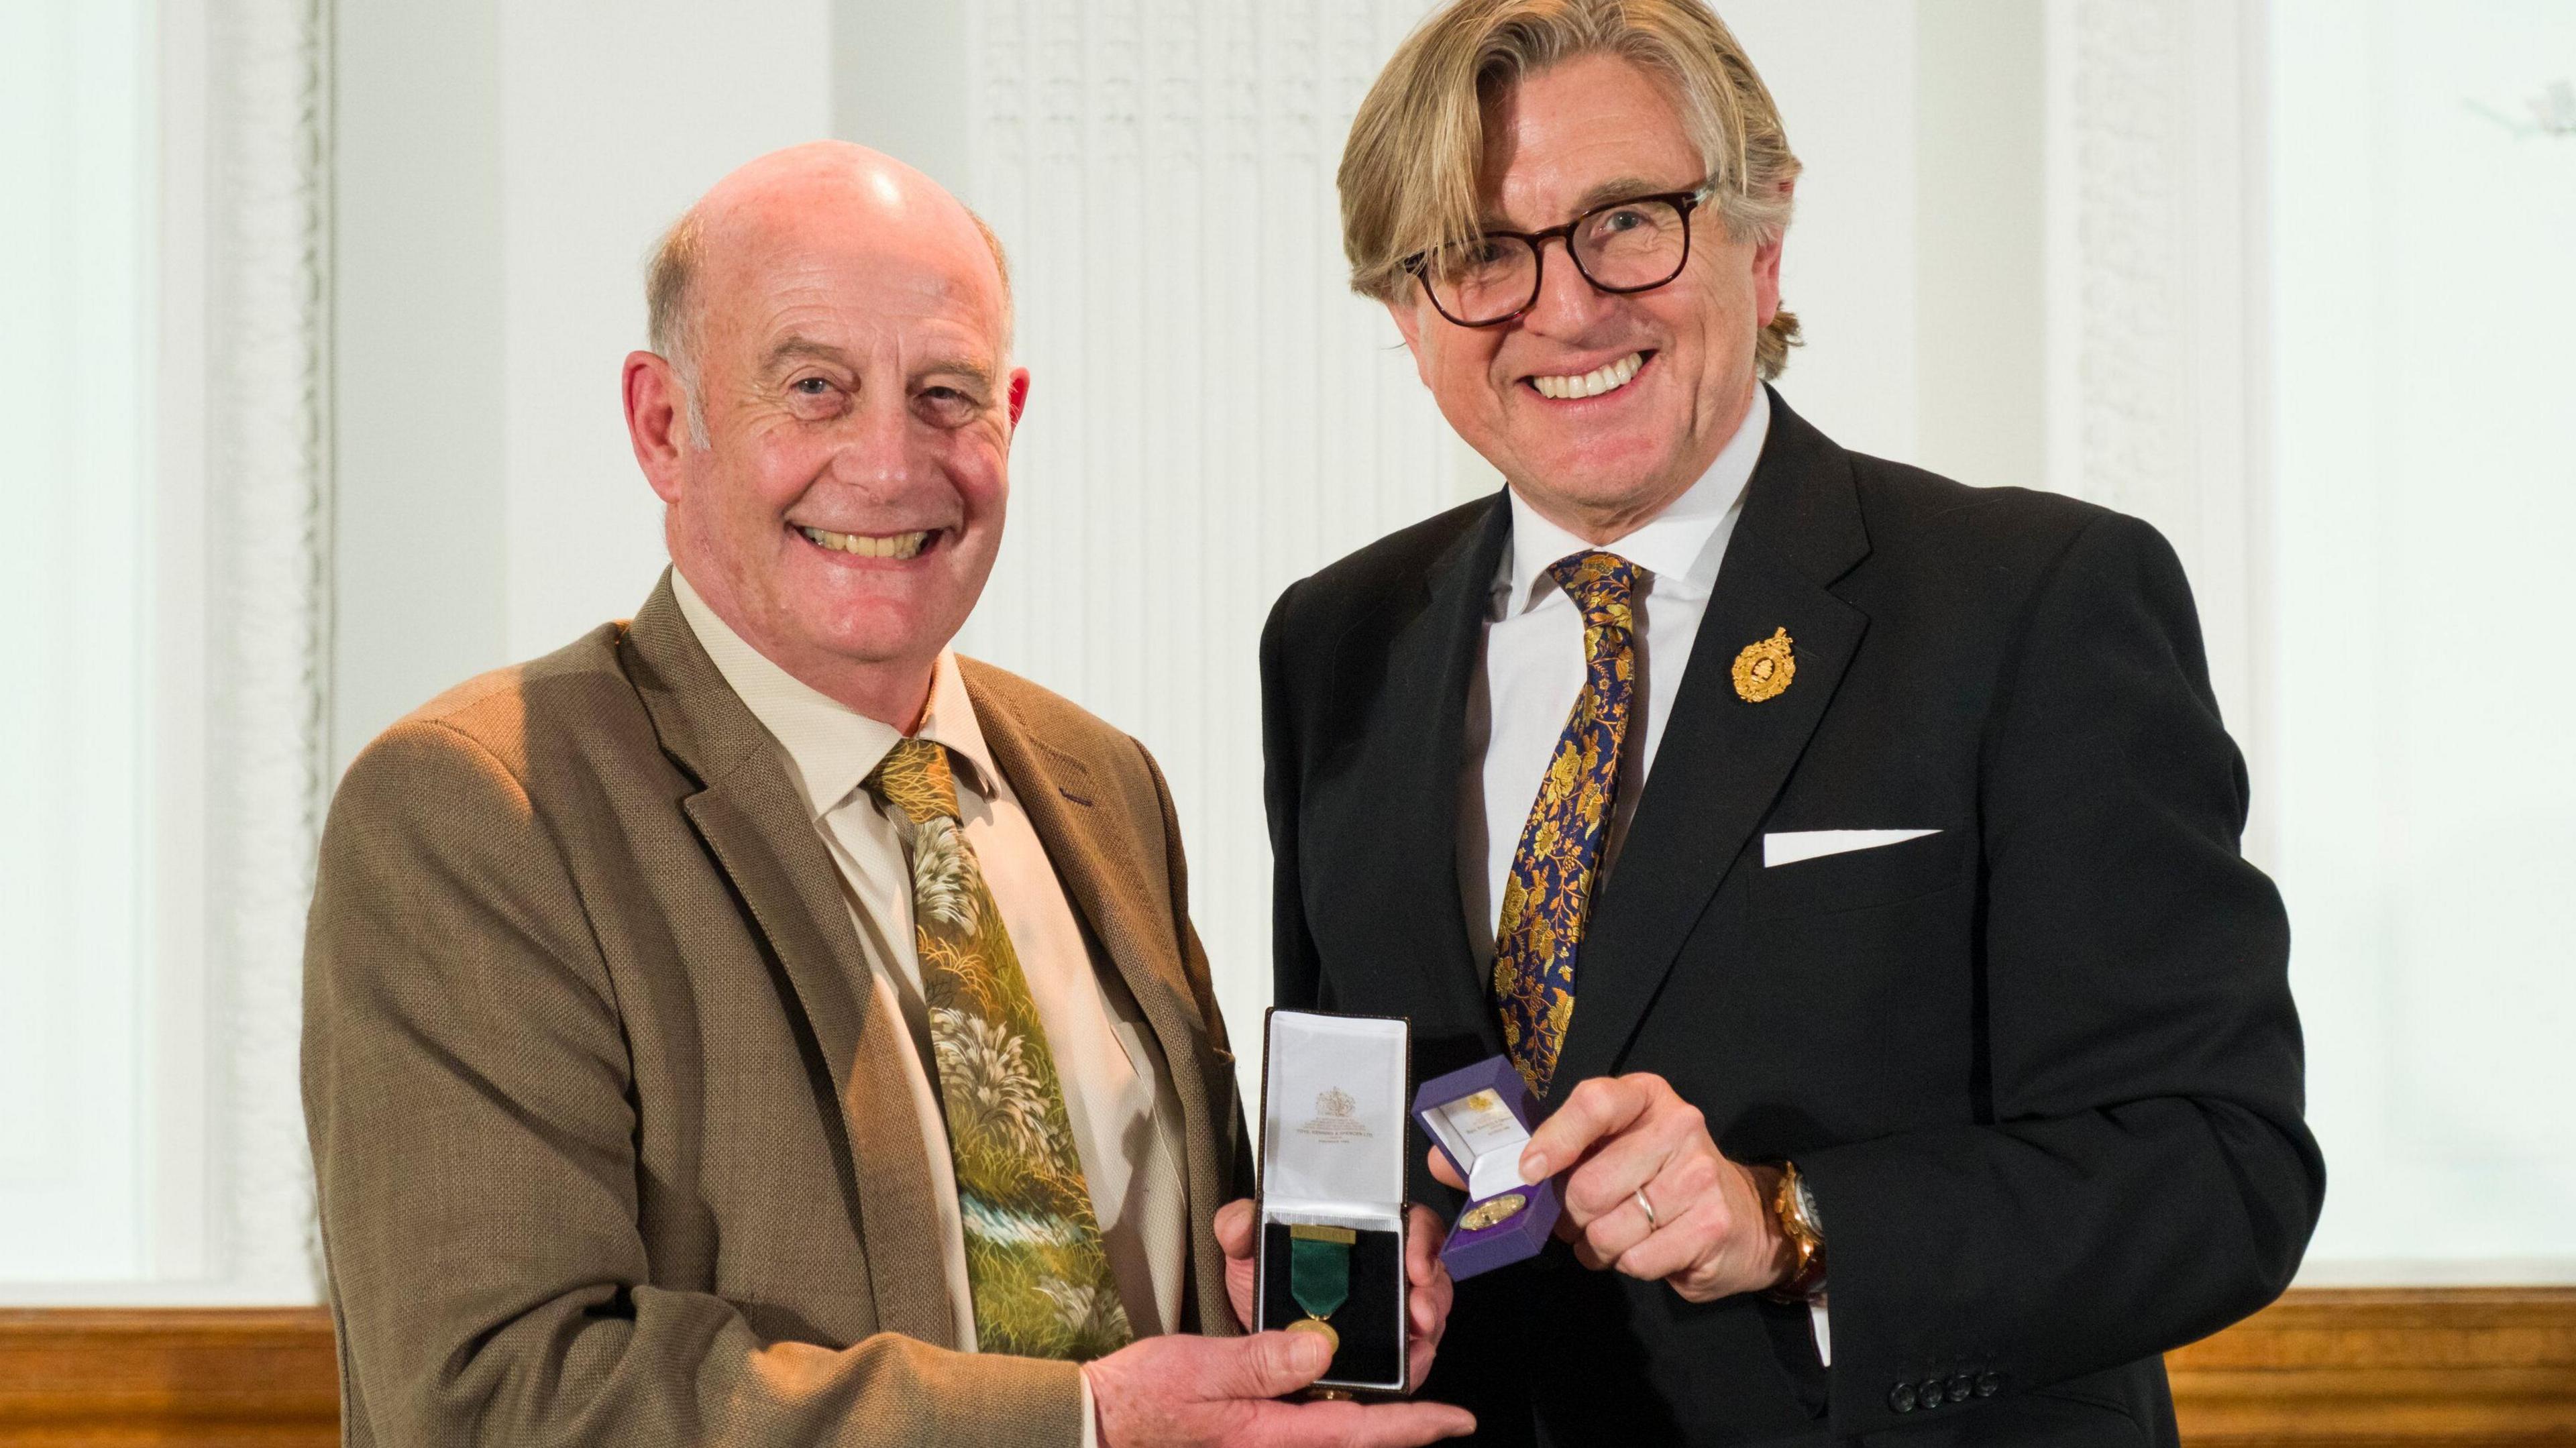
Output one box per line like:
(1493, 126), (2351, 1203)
(1764, 1160), (1828, 1302)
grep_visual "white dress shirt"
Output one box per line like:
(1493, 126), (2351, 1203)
(674, 572), (1189, 1367)
(1452, 390), (1831, 1362)
(1460, 383), (1770, 963)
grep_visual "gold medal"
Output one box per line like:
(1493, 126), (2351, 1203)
(1458, 1192), (1528, 1231)
(1285, 1315), (1340, 1355)
(1731, 627), (1796, 703)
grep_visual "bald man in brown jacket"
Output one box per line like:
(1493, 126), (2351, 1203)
(301, 143), (1468, 1448)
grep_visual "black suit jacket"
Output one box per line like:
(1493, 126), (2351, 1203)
(1259, 391), (2323, 1446)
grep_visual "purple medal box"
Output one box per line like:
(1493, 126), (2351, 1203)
(1411, 1056), (1562, 1280)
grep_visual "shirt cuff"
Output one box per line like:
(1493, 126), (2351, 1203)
(1079, 1363), (1101, 1448)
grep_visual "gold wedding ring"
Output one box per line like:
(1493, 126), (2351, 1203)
(1634, 1187), (1658, 1229)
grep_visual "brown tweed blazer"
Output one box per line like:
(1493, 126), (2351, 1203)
(303, 574), (1252, 1447)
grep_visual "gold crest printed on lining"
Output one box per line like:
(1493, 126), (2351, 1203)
(1731, 627), (1797, 703)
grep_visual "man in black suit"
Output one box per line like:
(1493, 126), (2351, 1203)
(1261, 1), (2324, 1443)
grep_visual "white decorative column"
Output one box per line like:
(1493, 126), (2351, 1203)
(192, 0), (333, 1300)
(2044, 0), (2270, 799)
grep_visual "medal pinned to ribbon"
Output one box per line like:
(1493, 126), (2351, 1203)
(1285, 1224), (1356, 1357)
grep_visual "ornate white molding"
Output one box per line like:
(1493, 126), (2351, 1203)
(2046, 0), (2266, 774)
(199, 0), (331, 1300)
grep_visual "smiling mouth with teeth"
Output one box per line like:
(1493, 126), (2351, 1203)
(1529, 350), (1650, 400)
(797, 524), (933, 560)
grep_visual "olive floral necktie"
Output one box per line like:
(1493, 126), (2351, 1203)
(865, 737), (1132, 1360)
(1493, 551), (1638, 1097)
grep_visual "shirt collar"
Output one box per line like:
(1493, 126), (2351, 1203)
(671, 569), (1006, 820)
(1496, 382), (1769, 614)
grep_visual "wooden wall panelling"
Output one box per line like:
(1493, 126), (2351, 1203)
(2167, 1288), (2576, 1448)
(3, 1290), (2571, 1444)
(0, 1308), (336, 1447)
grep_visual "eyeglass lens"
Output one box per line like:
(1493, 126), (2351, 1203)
(1424, 196), (1693, 325)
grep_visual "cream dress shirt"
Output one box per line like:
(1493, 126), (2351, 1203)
(674, 572), (1189, 1374)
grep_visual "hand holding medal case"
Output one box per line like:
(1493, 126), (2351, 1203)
(1253, 1009), (1410, 1395)
(1411, 1056), (1563, 1279)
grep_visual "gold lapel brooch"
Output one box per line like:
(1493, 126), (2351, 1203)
(1731, 627), (1796, 703)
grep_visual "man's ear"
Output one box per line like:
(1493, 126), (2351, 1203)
(1752, 178), (1794, 328)
(625, 351), (688, 504)
(1384, 296), (1432, 388)
(1006, 367), (1031, 431)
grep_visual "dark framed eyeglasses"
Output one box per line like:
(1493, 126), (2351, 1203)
(1403, 183), (1717, 329)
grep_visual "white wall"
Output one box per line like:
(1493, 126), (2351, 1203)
(497, 3), (835, 659)
(1729, 1), (1921, 461)
(333, 0), (506, 770)
(334, 1), (840, 763)
(2267, 0), (2576, 1279)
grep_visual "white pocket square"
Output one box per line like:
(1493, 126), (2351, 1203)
(1763, 828), (1941, 868)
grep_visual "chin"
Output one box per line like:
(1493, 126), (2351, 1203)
(1527, 453), (1673, 508)
(788, 604), (937, 668)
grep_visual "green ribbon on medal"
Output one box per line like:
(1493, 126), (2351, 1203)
(1285, 1223), (1355, 1356)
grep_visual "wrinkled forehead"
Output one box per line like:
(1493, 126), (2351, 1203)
(1474, 56), (1704, 220)
(696, 203), (1008, 361)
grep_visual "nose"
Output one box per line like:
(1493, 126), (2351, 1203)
(1518, 235), (1621, 339)
(830, 386), (921, 494)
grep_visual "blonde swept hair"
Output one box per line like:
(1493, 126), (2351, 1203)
(1340, 0), (1803, 378)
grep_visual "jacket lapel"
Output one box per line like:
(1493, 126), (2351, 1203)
(1338, 496), (1513, 1060)
(961, 667), (1238, 1331)
(621, 573), (958, 1347)
(1552, 392), (1873, 1093)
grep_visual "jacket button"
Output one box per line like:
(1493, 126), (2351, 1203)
(1976, 1371), (2004, 1398)
(1946, 1374), (1974, 1404)
(1888, 1382), (1919, 1413)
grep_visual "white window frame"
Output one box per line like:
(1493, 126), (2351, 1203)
(6, 0), (331, 1306)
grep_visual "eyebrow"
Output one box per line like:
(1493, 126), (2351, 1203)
(759, 335), (999, 390)
(1481, 176), (1693, 232)
(760, 337), (853, 373)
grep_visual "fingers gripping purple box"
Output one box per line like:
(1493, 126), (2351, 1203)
(1411, 1057), (1564, 1280)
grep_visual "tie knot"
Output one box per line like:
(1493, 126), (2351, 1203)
(864, 736), (961, 825)
(1546, 550), (1638, 634)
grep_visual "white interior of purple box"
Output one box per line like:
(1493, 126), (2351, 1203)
(1419, 1085), (1534, 1207)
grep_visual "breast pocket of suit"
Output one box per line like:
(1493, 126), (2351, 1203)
(1752, 826), (1970, 920)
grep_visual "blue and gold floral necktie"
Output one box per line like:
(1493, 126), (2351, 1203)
(865, 738), (1132, 1359)
(1493, 551), (1637, 1097)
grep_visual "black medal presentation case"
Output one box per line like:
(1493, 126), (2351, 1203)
(1252, 1008), (1411, 1395)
